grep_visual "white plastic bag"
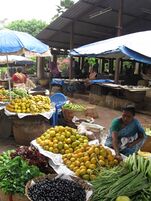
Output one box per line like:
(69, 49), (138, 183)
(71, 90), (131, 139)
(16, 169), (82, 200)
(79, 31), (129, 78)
(78, 122), (105, 142)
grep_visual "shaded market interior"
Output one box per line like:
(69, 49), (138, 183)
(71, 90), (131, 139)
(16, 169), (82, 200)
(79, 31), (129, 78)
(0, 1), (151, 200)
(36, 0), (151, 83)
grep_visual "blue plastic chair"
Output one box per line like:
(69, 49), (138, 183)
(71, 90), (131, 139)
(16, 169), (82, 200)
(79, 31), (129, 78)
(50, 93), (67, 125)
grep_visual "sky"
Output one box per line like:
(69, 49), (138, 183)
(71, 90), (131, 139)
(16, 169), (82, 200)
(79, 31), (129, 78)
(0, 0), (78, 25)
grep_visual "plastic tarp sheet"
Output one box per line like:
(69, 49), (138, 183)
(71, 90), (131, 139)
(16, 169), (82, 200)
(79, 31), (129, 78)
(90, 79), (114, 84)
(70, 30), (151, 64)
(51, 78), (65, 86)
(0, 55), (33, 64)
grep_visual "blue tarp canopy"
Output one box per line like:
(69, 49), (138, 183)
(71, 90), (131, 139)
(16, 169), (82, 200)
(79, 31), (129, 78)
(70, 30), (151, 64)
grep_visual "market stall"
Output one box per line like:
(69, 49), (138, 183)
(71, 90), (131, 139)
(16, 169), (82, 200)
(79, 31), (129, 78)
(70, 31), (151, 110)
(120, 85), (150, 102)
(50, 78), (87, 95)
(70, 31), (151, 65)
(89, 82), (150, 109)
(0, 121), (151, 200)
(4, 94), (55, 145)
(50, 78), (115, 96)
(0, 88), (30, 138)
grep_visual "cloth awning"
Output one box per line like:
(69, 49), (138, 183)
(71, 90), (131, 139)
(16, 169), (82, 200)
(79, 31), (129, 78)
(0, 55), (34, 65)
(70, 30), (151, 64)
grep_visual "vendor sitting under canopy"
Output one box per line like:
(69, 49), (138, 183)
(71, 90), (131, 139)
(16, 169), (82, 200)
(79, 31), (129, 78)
(105, 104), (146, 159)
(84, 67), (97, 88)
(12, 67), (36, 89)
(12, 67), (27, 84)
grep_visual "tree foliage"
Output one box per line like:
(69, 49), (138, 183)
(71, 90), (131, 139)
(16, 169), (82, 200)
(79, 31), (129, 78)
(52, 0), (75, 20)
(5, 19), (48, 36)
(60, 0), (74, 9)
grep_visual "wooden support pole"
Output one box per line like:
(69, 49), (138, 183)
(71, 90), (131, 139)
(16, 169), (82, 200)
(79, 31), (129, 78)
(109, 58), (114, 74)
(114, 0), (123, 83)
(102, 58), (105, 73)
(69, 22), (74, 79)
(37, 57), (45, 79)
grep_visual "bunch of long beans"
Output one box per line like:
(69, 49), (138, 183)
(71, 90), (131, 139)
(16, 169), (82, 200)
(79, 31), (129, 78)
(91, 164), (151, 201)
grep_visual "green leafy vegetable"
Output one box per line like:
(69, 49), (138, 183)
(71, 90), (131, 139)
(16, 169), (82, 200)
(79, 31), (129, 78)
(0, 155), (43, 195)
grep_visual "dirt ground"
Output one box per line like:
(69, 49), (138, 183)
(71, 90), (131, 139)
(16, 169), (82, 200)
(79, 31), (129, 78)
(0, 96), (151, 153)
(69, 97), (151, 127)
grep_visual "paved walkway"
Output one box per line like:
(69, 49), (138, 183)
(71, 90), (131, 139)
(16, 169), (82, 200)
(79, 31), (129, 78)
(0, 97), (151, 153)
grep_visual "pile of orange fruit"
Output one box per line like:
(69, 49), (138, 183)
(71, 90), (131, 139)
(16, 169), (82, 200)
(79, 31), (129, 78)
(63, 144), (119, 181)
(36, 126), (88, 154)
(6, 95), (51, 113)
(36, 126), (119, 181)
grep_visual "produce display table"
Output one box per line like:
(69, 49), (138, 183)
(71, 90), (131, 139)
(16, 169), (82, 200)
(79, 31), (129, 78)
(120, 85), (150, 102)
(4, 107), (55, 119)
(50, 78), (88, 94)
(28, 90), (46, 96)
(63, 79), (86, 95)
(31, 140), (119, 176)
(51, 78), (87, 85)
(90, 83), (122, 98)
(90, 83), (151, 106)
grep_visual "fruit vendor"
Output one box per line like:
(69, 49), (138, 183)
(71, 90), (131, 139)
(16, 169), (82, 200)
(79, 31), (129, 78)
(12, 67), (27, 84)
(105, 104), (146, 159)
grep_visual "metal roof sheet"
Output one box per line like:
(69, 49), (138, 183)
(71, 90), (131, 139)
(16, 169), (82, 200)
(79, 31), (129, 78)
(37, 0), (151, 51)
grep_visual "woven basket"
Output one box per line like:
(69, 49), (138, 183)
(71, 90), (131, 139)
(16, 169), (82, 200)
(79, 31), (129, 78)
(0, 189), (29, 201)
(62, 108), (86, 123)
(85, 106), (99, 119)
(25, 174), (92, 201)
(12, 116), (50, 145)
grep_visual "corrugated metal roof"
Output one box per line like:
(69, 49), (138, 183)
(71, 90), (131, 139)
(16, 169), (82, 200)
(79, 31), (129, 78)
(37, 0), (151, 52)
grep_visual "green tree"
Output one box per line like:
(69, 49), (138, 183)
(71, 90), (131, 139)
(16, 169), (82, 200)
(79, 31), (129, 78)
(60, 0), (74, 9)
(5, 19), (47, 36)
(52, 0), (75, 20)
